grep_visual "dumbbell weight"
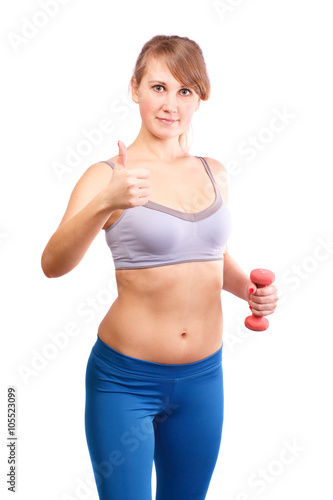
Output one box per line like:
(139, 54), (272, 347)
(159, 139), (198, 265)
(244, 268), (275, 331)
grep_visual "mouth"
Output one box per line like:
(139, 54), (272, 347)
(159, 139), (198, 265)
(157, 118), (178, 124)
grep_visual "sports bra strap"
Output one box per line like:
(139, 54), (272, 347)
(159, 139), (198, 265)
(101, 157), (216, 185)
(103, 160), (115, 168)
(197, 157), (217, 188)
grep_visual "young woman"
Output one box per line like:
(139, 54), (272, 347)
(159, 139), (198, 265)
(42, 35), (278, 500)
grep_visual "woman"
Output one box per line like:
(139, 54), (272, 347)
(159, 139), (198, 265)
(42, 35), (278, 500)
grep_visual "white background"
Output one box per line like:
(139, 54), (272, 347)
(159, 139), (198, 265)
(1, 1), (332, 499)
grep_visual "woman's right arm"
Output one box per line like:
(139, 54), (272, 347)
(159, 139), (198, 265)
(41, 162), (117, 278)
(41, 142), (151, 278)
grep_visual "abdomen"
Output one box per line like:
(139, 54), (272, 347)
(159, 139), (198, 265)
(98, 260), (224, 363)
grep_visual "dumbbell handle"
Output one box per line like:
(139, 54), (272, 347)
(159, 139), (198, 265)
(244, 268), (275, 331)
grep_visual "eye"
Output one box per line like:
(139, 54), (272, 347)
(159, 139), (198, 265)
(153, 85), (165, 92)
(180, 88), (192, 96)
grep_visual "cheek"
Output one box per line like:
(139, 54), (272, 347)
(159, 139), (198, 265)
(138, 95), (158, 120)
(182, 101), (198, 120)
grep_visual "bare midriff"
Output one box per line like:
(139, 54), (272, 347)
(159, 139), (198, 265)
(98, 259), (224, 364)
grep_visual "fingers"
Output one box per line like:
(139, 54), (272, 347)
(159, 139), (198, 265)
(130, 170), (152, 197)
(135, 192), (152, 206)
(132, 168), (151, 179)
(112, 142), (152, 206)
(248, 284), (279, 316)
(250, 301), (278, 316)
(250, 293), (278, 304)
(136, 183), (152, 200)
(137, 180), (152, 191)
(250, 284), (276, 297)
(116, 140), (127, 169)
(127, 173), (152, 202)
(251, 308), (275, 317)
(115, 140), (151, 178)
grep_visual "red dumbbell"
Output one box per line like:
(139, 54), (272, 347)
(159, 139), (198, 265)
(245, 268), (275, 331)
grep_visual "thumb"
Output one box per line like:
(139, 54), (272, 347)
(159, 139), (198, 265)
(247, 282), (257, 301)
(114, 140), (127, 170)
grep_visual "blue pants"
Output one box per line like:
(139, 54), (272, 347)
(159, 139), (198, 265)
(85, 335), (224, 500)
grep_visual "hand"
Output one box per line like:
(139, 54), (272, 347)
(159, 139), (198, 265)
(245, 281), (279, 317)
(104, 140), (152, 210)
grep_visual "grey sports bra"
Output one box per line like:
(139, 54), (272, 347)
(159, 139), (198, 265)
(102, 157), (231, 270)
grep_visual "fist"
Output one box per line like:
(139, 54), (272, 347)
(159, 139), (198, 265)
(109, 140), (152, 210)
(245, 281), (279, 317)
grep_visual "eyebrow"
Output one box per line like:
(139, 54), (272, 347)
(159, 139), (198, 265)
(148, 80), (167, 85)
(148, 80), (188, 87)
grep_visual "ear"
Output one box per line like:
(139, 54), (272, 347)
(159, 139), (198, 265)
(195, 98), (201, 112)
(131, 77), (139, 104)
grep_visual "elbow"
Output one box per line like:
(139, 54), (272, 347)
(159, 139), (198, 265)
(41, 251), (61, 278)
(42, 268), (57, 279)
(41, 250), (75, 278)
(41, 256), (55, 278)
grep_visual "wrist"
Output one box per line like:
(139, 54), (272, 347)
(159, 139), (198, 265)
(222, 253), (254, 301)
(96, 187), (118, 215)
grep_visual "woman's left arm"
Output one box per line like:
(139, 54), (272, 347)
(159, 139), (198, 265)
(206, 156), (278, 317)
(222, 250), (279, 317)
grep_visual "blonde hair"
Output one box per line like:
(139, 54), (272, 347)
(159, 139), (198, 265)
(129, 35), (211, 153)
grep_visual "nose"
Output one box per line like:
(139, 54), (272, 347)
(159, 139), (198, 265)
(162, 93), (178, 113)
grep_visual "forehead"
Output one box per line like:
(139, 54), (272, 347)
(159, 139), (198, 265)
(144, 57), (181, 84)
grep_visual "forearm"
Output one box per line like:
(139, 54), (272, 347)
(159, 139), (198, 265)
(222, 252), (251, 301)
(41, 191), (114, 278)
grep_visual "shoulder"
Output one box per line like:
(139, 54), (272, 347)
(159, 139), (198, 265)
(57, 159), (116, 228)
(202, 156), (226, 175)
(75, 157), (116, 187)
(69, 160), (114, 194)
(202, 157), (229, 203)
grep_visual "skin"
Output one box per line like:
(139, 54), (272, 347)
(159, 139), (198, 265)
(41, 56), (278, 363)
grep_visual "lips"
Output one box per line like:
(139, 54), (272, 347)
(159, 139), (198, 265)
(157, 118), (178, 124)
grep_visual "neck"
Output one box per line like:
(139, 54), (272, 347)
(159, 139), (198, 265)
(127, 123), (188, 162)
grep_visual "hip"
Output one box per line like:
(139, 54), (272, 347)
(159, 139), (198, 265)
(87, 333), (223, 385)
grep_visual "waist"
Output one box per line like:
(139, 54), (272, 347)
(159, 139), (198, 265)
(98, 292), (223, 363)
(99, 261), (224, 363)
(92, 334), (222, 378)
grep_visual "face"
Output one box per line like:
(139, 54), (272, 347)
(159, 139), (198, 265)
(131, 57), (201, 141)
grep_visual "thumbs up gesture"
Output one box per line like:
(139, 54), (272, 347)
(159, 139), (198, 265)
(106, 141), (152, 210)
(113, 140), (127, 171)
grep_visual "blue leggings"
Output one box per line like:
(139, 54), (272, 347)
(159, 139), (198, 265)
(85, 335), (224, 500)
